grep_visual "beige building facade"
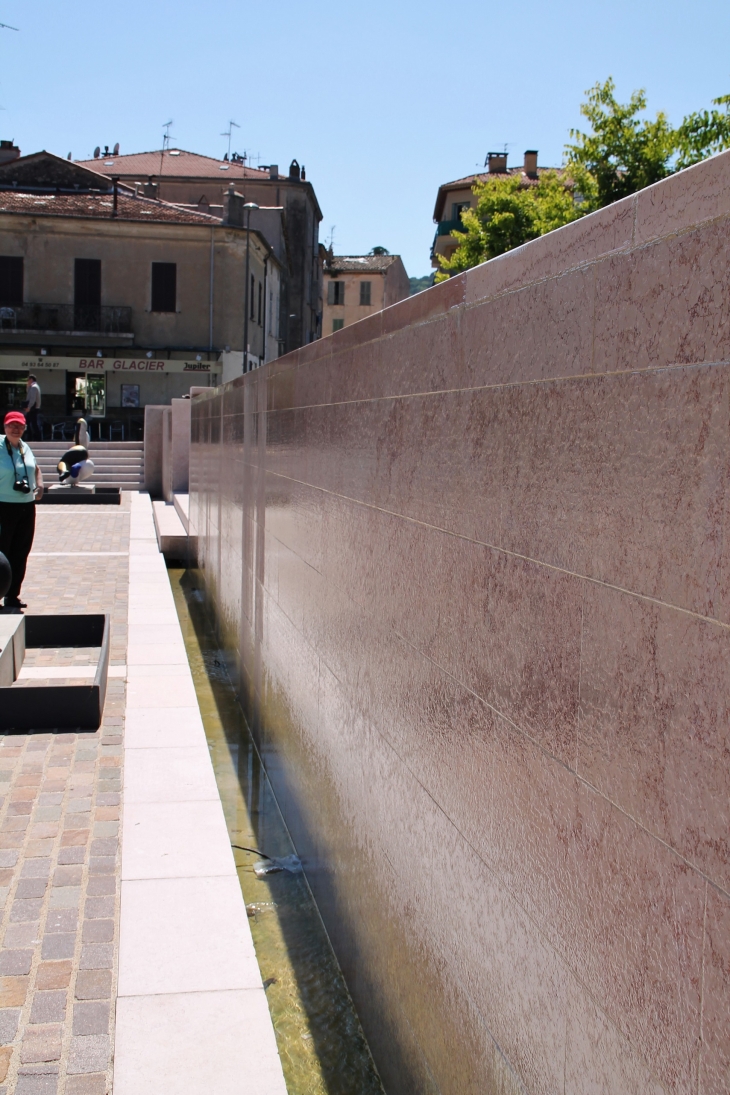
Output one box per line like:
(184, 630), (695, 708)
(0, 152), (280, 431)
(432, 150), (548, 268)
(76, 149), (322, 354)
(322, 254), (410, 334)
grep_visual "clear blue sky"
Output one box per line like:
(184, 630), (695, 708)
(1, 0), (728, 277)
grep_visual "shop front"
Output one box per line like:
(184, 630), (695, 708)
(0, 354), (222, 438)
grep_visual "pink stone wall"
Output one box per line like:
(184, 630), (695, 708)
(190, 150), (730, 1095)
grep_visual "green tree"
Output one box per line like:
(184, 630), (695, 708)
(437, 79), (730, 280)
(675, 94), (730, 168)
(565, 77), (675, 206)
(436, 169), (587, 280)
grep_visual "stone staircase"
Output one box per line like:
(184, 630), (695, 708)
(31, 441), (144, 491)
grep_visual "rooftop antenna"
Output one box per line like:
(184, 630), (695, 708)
(0, 21), (19, 30)
(159, 121), (174, 177)
(221, 120), (239, 160)
(326, 225), (336, 252)
(113, 142), (120, 156)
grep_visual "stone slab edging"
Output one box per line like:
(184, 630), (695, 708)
(114, 493), (287, 1095)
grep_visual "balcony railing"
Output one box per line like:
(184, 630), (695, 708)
(435, 218), (468, 237)
(0, 303), (133, 335)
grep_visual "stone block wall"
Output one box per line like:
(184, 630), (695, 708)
(190, 151), (730, 1095)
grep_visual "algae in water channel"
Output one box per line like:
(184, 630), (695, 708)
(168, 568), (385, 1095)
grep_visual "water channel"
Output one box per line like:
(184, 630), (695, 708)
(168, 568), (385, 1095)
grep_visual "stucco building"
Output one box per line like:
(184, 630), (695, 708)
(322, 253), (410, 334)
(432, 150), (558, 268)
(76, 149), (323, 354)
(0, 151), (281, 431)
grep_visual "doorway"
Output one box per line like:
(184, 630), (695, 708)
(67, 373), (106, 418)
(0, 371), (27, 417)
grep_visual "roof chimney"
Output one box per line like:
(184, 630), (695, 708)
(0, 140), (20, 165)
(523, 150), (538, 178)
(269, 164), (278, 179)
(487, 152), (507, 174)
(288, 159), (301, 180)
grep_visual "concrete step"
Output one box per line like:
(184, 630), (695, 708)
(32, 442), (144, 451)
(34, 452), (143, 460)
(35, 442), (144, 492)
(36, 456), (143, 464)
(173, 493), (189, 533)
(152, 500), (196, 561)
(36, 461), (143, 472)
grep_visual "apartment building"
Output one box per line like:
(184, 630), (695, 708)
(322, 253), (410, 334)
(432, 150), (556, 268)
(0, 150), (280, 429)
(77, 149), (323, 354)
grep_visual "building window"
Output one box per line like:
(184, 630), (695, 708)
(151, 262), (176, 312)
(332, 318), (344, 332)
(258, 281), (263, 325)
(359, 281), (371, 306)
(451, 201), (470, 222)
(74, 258), (101, 329)
(268, 290), (274, 335)
(0, 257), (23, 305)
(327, 280), (344, 306)
(250, 274), (255, 319)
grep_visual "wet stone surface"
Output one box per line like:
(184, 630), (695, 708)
(170, 569), (385, 1095)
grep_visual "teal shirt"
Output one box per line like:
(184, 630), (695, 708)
(0, 436), (37, 503)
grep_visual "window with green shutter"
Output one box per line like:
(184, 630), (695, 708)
(359, 281), (371, 306)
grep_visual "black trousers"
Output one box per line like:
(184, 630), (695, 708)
(26, 408), (40, 442)
(0, 502), (36, 603)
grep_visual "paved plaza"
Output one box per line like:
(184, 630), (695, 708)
(0, 504), (129, 1095)
(0, 495), (287, 1095)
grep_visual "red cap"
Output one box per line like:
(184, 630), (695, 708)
(3, 412), (26, 427)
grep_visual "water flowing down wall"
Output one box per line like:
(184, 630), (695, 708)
(190, 152), (730, 1095)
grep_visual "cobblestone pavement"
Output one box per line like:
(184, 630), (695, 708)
(0, 499), (130, 1095)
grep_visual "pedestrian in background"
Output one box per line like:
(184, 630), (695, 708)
(22, 375), (42, 441)
(0, 411), (43, 612)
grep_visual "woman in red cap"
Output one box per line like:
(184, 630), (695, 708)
(0, 411), (44, 612)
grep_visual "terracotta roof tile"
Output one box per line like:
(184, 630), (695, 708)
(0, 188), (219, 225)
(75, 148), (270, 181)
(325, 255), (399, 273)
(433, 165), (565, 220)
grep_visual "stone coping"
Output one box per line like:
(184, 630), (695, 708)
(115, 494), (286, 1095)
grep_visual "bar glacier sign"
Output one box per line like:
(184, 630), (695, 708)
(0, 355), (220, 374)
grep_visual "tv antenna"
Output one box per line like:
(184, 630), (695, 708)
(326, 225), (336, 252)
(162, 121), (174, 150)
(221, 120), (239, 159)
(0, 21), (19, 30)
